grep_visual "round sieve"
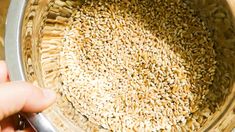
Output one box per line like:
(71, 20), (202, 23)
(5, 0), (235, 131)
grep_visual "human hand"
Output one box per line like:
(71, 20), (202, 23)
(0, 61), (56, 132)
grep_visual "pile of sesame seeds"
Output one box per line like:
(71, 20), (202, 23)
(56, 0), (217, 131)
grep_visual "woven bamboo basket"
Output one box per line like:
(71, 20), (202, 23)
(5, 0), (235, 131)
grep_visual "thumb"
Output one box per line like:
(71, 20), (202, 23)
(0, 81), (56, 121)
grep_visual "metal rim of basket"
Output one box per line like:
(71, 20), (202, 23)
(4, 0), (56, 131)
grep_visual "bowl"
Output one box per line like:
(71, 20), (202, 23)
(5, 0), (235, 131)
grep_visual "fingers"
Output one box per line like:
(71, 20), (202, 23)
(0, 61), (54, 132)
(0, 81), (56, 121)
(0, 61), (8, 83)
(0, 116), (15, 132)
(16, 127), (34, 132)
(0, 115), (34, 132)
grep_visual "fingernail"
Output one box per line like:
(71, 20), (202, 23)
(43, 89), (56, 100)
